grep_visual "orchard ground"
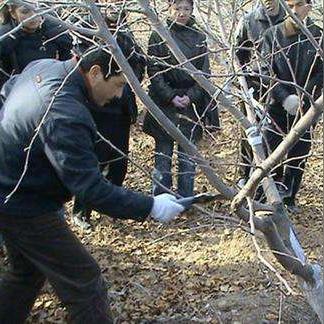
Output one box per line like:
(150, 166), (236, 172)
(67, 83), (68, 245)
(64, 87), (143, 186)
(1, 108), (322, 323)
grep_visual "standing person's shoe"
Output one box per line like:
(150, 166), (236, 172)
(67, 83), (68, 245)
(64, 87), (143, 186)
(72, 211), (92, 230)
(72, 198), (92, 230)
(283, 197), (301, 214)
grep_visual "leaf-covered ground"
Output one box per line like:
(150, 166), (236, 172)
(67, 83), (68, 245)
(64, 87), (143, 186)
(1, 110), (322, 323)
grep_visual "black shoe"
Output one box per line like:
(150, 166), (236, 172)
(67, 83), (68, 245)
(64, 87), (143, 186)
(286, 204), (301, 214)
(283, 198), (301, 214)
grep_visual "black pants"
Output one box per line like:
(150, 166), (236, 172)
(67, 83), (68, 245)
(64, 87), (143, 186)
(0, 211), (112, 323)
(264, 112), (312, 202)
(153, 138), (196, 197)
(73, 118), (130, 219)
(240, 134), (254, 180)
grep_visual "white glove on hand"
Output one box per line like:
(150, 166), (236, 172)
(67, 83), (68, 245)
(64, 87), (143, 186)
(283, 94), (299, 115)
(150, 193), (185, 223)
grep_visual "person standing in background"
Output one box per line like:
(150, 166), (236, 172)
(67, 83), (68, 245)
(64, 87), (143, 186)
(143, 0), (212, 198)
(234, 0), (285, 188)
(72, 0), (147, 229)
(0, 3), (73, 88)
(260, 0), (323, 212)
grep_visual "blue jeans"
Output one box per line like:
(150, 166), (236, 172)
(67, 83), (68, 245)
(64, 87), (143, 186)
(153, 139), (196, 197)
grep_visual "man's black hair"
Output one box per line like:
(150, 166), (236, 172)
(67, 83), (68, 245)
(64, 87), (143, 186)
(78, 33), (142, 80)
(168, 0), (194, 6)
(286, 0), (312, 5)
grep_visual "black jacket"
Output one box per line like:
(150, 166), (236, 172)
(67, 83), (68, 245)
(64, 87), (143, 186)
(91, 84), (138, 126)
(143, 19), (211, 142)
(0, 19), (73, 87)
(0, 59), (153, 218)
(235, 4), (286, 66)
(260, 18), (323, 116)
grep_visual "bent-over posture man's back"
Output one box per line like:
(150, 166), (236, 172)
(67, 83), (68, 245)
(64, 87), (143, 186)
(0, 44), (184, 323)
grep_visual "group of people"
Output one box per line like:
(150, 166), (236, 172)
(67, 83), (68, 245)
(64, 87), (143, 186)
(0, 0), (322, 322)
(236, 0), (322, 212)
(0, 0), (216, 322)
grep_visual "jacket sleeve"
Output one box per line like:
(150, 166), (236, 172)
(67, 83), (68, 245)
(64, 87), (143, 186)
(306, 34), (323, 100)
(0, 61), (10, 90)
(40, 103), (153, 221)
(259, 30), (293, 104)
(56, 33), (73, 60)
(186, 41), (210, 105)
(235, 16), (252, 66)
(43, 20), (73, 60)
(147, 32), (178, 104)
(0, 23), (22, 57)
(129, 31), (146, 82)
(123, 84), (138, 124)
(0, 74), (18, 106)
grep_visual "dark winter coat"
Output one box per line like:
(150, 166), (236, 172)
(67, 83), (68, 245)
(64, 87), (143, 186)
(90, 84), (135, 166)
(143, 19), (211, 142)
(0, 18), (73, 87)
(0, 58), (153, 219)
(235, 4), (286, 66)
(91, 84), (137, 126)
(260, 18), (323, 117)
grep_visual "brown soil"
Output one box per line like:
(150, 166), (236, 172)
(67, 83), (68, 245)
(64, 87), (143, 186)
(1, 109), (322, 323)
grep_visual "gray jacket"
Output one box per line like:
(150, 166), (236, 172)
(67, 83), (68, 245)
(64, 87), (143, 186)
(0, 58), (153, 218)
(235, 4), (286, 67)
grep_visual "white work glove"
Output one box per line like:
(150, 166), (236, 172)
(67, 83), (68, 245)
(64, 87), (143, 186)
(282, 94), (299, 115)
(150, 193), (185, 223)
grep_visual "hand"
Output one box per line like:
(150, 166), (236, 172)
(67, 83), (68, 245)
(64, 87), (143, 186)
(150, 193), (185, 223)
(283, 94), (299, 115)
(179, 95), (190, 107)
(294, 3), (312, 21)
(171, 95), (186, 108)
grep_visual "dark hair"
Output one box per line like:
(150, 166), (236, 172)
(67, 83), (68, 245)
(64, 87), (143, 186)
(168, 0), (194, 6)
(286, 0), (312, 5)
(0, 5), (16, 25)
(78, 33), (142, 80)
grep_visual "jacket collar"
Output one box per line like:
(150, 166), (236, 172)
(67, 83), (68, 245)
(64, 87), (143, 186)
(166, 17), (196, 31)
(62, 58), (99, 109)
(283, 17), (316, 37)
(254, 4), (285, 24)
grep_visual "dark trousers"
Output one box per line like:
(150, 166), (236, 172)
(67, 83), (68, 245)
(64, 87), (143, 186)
(73, 119), (130, 219)
(240, 135), (253, 180)
(0, 211), (112, 323)
(264, 112), (312, 202)
(153, 138), (196, 197)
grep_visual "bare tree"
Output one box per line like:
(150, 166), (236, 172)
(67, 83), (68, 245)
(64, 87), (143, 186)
(1, 0), (323, 321)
